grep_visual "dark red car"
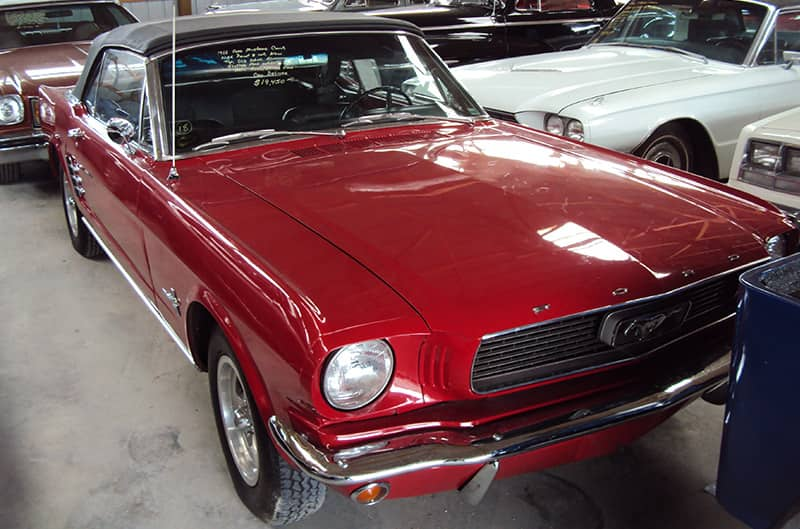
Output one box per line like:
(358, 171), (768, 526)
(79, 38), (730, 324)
(41, 12), (797, 526)
(0, 0), (135, 184)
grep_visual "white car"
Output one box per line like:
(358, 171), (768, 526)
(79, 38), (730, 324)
(454, 0), (800, 180)
(728, 106), (800, 220)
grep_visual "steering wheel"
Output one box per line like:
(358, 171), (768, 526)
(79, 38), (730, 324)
(340, 85), (413, 121)
(707, 36), (750, 51)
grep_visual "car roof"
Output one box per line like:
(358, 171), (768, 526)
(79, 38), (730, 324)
(73, 11), (422, 96)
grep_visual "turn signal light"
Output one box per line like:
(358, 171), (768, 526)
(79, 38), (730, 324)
(350, 482), (390, 505)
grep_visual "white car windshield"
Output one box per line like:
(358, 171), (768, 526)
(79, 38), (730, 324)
(160, 33), (485, 153)
(588, 0), (768, 64)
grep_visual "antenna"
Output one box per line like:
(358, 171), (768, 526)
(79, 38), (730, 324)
(167, 0), (179, 180)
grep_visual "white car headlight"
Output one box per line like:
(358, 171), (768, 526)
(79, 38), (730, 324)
(0, 95), (24, 126)
(565, 119), (584, 141)
(749, 141), (781, 171)
(545, 114), (564, 136)
(765, 234), (788, 258)
(785, 147), (800, 176)
(322, 340), (394, 410)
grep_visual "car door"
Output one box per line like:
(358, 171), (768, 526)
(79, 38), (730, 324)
(67, 48), (153, 293)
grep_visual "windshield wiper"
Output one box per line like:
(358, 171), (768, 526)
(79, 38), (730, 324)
(340, 112), (476, 129)
(590, 42), (708, 63)
(192, 128), (346, 152)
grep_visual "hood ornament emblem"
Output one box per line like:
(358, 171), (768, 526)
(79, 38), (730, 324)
(532, 304), (551, 314)
(612, 287), (628, 296)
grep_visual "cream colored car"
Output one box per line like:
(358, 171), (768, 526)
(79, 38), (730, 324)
(729, 106), (800, 221)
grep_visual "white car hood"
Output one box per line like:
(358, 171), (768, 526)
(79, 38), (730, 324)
(454, 45), (715, 114)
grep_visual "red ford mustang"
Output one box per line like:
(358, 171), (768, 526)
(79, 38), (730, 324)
(40, 12), (797, 525)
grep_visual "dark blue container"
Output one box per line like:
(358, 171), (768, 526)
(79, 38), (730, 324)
(717, 254), (800, 529)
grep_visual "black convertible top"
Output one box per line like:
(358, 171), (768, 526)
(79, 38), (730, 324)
(73, 11), (423, 95)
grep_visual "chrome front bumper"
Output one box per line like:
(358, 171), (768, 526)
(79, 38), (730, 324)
(269, 350), (730, 486)
(0, 133), (49, 165)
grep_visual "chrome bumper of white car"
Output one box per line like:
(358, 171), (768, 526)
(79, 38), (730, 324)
(269, 348), (730, 487)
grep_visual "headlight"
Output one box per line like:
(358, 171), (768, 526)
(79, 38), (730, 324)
(749, 141), (781, 171)
(322, 340), (394, 410)
(765, 234), (787, 258)
(565, 119), (584, 141)
(0, 95), (24, 126)
(545, 114), (564, 136)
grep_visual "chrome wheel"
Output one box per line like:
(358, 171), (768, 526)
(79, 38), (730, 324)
(217, 355), (259, 486)
(641, 135), (689, 170)
(63, 175), (79, 238)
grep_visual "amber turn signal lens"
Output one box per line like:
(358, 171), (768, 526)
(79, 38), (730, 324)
(350, 482), (390, 505)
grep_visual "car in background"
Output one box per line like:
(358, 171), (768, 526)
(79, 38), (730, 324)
(0, 0), (136, 184)
(207, 0), (619, 66)
(454, 0), (800, 181)
(728, 106), (800, 223)
(41, 10), (797, 526)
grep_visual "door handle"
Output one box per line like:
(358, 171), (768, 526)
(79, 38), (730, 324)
(68, 128), (86, 139)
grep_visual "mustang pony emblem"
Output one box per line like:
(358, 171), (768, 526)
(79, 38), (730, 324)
(623, 313), (669, 342)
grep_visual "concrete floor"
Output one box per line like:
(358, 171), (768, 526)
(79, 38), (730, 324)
(0, 165), (749, 529)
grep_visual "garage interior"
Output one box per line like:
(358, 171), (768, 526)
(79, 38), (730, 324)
(0, 166), (748, 529)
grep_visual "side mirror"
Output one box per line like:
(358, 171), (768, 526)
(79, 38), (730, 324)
(107, 117), (136, 154)
(783, 50), (800, 69)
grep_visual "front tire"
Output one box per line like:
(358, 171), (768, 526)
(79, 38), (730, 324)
(635, 123), (693, 173)
(60, 162), (102, 259)
(208, 329), (326, 525)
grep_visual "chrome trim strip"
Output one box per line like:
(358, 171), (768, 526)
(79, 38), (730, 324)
(424, 17), (608, 32)
(269, 349), (730, 486)
(80, 217), (196, 366)
(472, 312), (734, 394)
(480, 257), (768, 341)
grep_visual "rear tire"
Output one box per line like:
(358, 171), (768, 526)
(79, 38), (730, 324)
(635, 123), (693, 173)
(60, 162), (102, 259)
(208, 328), (326, 525)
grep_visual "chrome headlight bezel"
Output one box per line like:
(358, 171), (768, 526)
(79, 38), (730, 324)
(0, 95), (24, 126)
(545, 114), (564, 136)
(565, 119), (584, 141)
(765, 233), (788, 258)
(322, 339), (394, 411)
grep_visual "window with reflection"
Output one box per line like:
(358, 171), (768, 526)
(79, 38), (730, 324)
(756, 10), (800, 65)
(84, 50), (147, 136)
(589, 0), (768, 64)
(159, 33), (484, 153)
(0, 3), (135, 49)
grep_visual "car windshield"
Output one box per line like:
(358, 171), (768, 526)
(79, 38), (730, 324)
(0, 3), (134, 48)
(588, 0), (768, 64)
(160, 33), (485, 153)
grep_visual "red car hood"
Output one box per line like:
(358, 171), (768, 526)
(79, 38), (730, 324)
(0, 43), (89, 97)
(205, 122), (780, 338)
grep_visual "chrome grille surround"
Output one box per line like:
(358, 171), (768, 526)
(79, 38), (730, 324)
(471, 261), (765, 394)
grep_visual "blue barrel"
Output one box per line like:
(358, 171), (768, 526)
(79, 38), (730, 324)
(717, 254), (800, 529)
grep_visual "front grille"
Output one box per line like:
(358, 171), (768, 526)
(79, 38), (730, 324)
(471, 270), (746, 393)
(485, 108), (518, 123)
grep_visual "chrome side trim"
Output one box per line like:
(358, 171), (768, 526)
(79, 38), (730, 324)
(81, 217), (196, 366)
(269, 349), (730, 486)
(481, 257), (768, 341)
(424, 17), (609, 32)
